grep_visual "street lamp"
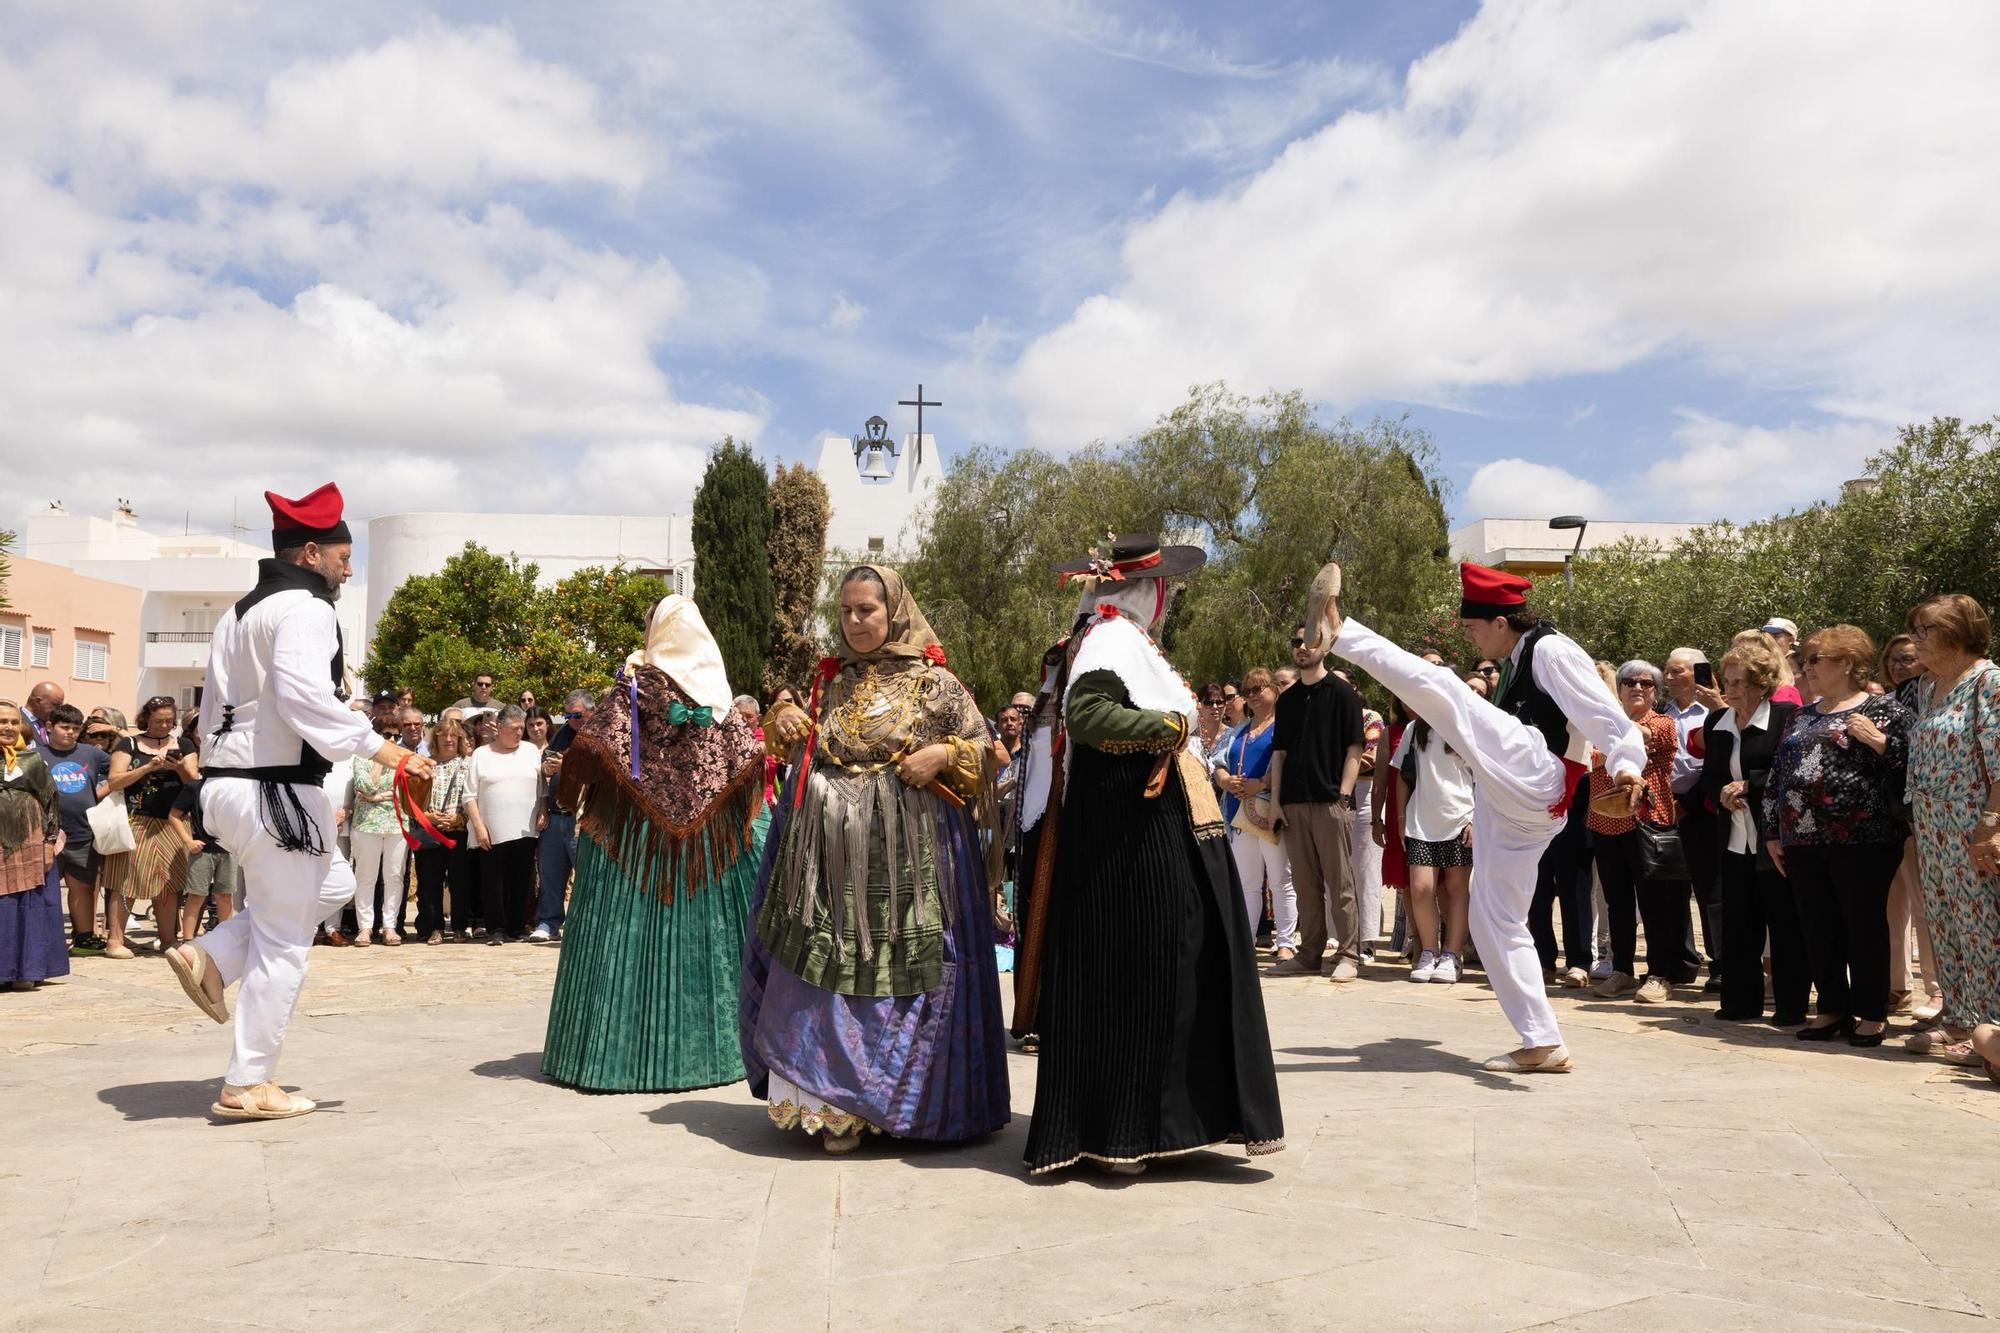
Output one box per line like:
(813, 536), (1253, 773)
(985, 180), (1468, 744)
(1548, 515), (1589, 588)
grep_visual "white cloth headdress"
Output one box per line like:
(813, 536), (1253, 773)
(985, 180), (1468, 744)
(627, 594), (733, 712)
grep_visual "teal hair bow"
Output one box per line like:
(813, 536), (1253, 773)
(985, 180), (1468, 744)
(666, 701), (715, 727)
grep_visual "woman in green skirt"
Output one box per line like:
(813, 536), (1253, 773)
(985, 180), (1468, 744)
(541, 594), (767, 1091)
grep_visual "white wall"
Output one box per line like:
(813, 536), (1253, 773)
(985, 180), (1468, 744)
(816, 433), (941, 560)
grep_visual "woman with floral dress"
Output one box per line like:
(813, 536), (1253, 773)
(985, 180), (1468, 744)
(1903, 595), (2000, 1064)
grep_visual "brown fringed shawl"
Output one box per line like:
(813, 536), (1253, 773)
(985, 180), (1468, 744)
(556, 667), (764, 904)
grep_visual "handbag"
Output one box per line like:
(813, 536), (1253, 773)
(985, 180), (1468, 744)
(1232, 790), (1279, 844)
(1633, 813), (1689, 881)
(86, 791), (137, 855)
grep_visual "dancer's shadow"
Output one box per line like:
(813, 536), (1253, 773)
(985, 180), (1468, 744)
(97, 1081), (345, 1121)
(470, 1051), (554, 1083)
(645, 1098), (1030, 1180)
(1275, 1036), (1530, 1091)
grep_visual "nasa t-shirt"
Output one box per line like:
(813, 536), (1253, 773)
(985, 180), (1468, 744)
(37, 742), (111, 846)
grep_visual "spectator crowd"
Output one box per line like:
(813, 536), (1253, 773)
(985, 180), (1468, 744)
(6, 593), (1998, 1085)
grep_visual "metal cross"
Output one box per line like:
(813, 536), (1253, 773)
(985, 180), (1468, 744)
(898, 383), (941, 464)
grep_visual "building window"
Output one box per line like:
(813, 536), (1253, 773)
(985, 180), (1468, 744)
(867, 536), (885, 554)
(73, 638), (108, 683)
(0, 625), (21, 669)
(30, 630), (52, 669)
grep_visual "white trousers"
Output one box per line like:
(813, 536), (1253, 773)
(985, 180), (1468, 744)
(1231, 830), (1295, 946)
(349, 830), (408, 935)
(1333, 618), (1567, 1048)
(198, 780), (356, 1086)
(1351, 777), (1384, 945)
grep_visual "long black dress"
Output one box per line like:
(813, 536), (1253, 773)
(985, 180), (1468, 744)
(1023, 670), (1285, 1174)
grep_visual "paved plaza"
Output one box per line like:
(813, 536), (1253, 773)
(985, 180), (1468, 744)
(4, 940), (1999, 1332)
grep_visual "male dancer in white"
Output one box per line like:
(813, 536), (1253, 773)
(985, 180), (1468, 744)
(1307, 559), (1645, 1073)
(164, 483), (431, 1118)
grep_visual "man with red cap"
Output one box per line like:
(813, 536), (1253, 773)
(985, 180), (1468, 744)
(1301, 560), (1645, 1073)
(162, 484), (433, 1119)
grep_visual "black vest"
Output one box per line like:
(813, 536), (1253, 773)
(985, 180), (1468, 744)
(1498, 622), (1572, 759)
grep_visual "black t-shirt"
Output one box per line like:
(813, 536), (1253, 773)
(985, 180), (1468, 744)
(543, 723), (576, 815)
(37, 741), (110, 844)
(173, 779), (213, 848)
(115, 736), (185, 821)
(1272, 673), (1366, 805)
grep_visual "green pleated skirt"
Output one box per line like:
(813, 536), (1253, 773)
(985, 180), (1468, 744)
(542, 811), (769, 1092)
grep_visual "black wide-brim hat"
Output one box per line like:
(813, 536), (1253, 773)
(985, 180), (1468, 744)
(1054, 532), (1207, 583)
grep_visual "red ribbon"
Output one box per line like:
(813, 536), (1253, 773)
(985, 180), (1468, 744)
(395, 754), (458, 851)
(793, 657), (844, 808)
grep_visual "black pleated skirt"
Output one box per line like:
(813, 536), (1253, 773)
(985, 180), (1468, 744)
(1023, 747), (1284, 1173)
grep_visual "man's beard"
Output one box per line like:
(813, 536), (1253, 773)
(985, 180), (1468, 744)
(306, 555), (343, 600)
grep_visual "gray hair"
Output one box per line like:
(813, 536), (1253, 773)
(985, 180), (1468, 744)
(1665, 647), (1708, 668)
(731, 694), (759, 713)
(495, 704), (528, 726)
(565, 689), (596, 711)
(1616, 659), (1664, 689)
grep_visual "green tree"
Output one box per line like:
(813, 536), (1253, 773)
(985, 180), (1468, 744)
(363, 543), (542, 709)
(364, 546), (667, 711)
(0, 526), (14, 612)
(765, 462), (831, 697)
(1536, 416), (2000, 666)
(691, 437), (775, 697)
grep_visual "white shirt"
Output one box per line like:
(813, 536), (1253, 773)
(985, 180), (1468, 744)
(1663, 696), (1709, 795)
(1507, 630), (1648, 781)
(1713, 701), (1770, 854)
(465, 744), (542, 845)
(198, 581), (379, 776)
(1390, 727), (1476, 843)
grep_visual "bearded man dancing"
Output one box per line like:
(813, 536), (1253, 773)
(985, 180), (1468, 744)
(1309, 560), (1643, 1073)
(163, 484), (432, 1118)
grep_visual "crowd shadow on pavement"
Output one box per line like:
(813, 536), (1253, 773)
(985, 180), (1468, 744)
(1275, 1036), (1530, 1091)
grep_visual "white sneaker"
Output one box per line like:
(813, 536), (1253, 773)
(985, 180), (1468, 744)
(1409, 950), (1438, 983)
(1430, 952), (1461, 985)
(1589, 957), (1613, 981)
(527, 925), (553, 943)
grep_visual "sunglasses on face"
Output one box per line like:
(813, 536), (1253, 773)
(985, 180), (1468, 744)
(1289, 638), (1306, 649)
(1805, 653), (1846, 667)
(1618, 678), (1656, 689)
(564, 711), (584, 721)
(1478, 665), (1499, 675)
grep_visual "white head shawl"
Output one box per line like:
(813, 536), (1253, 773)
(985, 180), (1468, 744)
(1020, 576), (1193, 831)
(626, 594), (733, 713)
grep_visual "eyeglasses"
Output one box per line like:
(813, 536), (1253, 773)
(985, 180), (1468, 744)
(1618, 678), (1657, 689)
(1477, 665), (1499, 675)
(1289, 638), (1306, 649)
(1805, 653), (1846, 667)
(475, 679), (494, 688)
(1909, 624), (1935, 640)
(564, 711), (584, 721)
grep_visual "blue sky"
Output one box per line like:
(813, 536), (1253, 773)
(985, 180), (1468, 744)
(3, 0), (1997, 542)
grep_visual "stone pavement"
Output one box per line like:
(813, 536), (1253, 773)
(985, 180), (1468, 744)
(4, 940), (1999, 1332)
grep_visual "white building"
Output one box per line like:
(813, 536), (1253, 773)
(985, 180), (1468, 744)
(362, 512), (693, 665)
(1450, 517), (1702, 576)
(815, 432), (942, 560)
(18, 502), (368, 712)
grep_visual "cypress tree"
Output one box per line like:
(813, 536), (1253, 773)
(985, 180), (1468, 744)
(764, 462), (831, 696)
(691, 437), (775, 695)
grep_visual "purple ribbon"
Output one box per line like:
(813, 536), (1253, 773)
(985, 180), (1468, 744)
(628, 668), (642, 780)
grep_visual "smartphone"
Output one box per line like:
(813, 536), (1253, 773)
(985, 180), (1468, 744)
(1693, 661), (1714, 688)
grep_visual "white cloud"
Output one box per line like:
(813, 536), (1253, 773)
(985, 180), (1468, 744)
(0, 20), (763, 536)
(1012, 1), (2000, 452)
(826, 294), (868, 334)
(1641, 413), (1889, 520)
(1462, 459), (1611, 522)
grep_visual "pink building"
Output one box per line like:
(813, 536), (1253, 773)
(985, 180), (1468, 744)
(0, 554), (143, 718)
